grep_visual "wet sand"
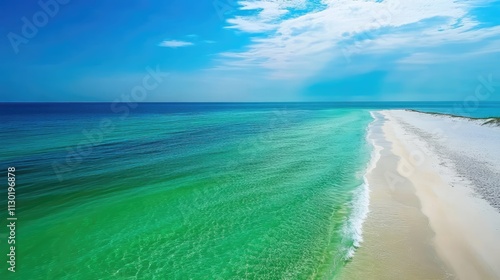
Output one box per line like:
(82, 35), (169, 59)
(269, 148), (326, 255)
(340, 110), (500, 280)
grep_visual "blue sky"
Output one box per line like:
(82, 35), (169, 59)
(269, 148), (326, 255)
(1, 0), (500, 102)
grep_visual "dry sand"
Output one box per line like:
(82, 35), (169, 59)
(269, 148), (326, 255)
(340, 110), (500, 280)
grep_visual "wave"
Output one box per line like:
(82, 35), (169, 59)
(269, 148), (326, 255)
(342, 111), (383, 260)
(343, 182), (370, 260)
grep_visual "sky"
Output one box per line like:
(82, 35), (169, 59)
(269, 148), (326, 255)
(1, 0), (500, 102)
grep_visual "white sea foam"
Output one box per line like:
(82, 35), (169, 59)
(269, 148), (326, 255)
(344, 182), (370, 259)
(343, 111), (383, 260)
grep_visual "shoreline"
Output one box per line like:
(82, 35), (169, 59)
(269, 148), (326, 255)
(341, 109), (500, 279)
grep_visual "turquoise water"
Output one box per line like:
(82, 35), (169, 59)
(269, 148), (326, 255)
(1, 104), (373, 279)
(1, 102), (499, 279)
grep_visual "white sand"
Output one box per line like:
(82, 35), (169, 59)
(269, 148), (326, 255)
(341, 109), (500, 279)
(382, 110), (500, 279)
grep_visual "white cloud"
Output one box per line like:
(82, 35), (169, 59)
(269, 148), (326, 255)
(226, 0), (307, 32)
(159, 40), (194, 48)
(216, 0), (500, 79)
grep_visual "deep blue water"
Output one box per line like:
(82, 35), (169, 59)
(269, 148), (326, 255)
(1, 102), (500, 118)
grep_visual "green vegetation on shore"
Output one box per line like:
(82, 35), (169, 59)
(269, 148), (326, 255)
(406, 109), (500, 126)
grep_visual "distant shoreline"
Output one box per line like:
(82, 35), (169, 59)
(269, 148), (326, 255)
(406, 109), (500, 125)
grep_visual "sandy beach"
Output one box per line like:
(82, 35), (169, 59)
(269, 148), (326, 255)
(341, 110), (500, 280)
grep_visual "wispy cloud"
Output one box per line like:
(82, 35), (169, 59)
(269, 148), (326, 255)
(159, 40), (194, 48)
(215, 0), (500, 79)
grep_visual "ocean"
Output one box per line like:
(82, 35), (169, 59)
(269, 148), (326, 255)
(1, 102), (499, 279)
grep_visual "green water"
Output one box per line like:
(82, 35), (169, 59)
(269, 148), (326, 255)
(1, 105), (372, 279)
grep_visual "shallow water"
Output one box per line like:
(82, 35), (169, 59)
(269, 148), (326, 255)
(1, 104), (372, 279)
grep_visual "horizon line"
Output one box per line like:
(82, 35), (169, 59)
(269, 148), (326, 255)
(2, 101), (500, 104)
